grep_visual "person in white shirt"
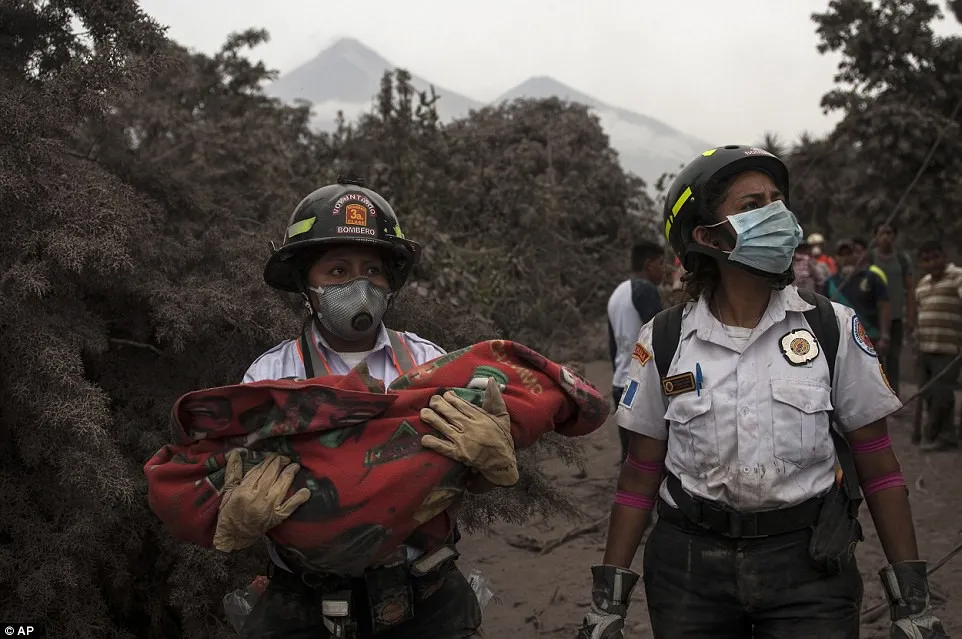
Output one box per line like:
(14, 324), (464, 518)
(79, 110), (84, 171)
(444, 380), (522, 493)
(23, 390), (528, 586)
(578, 146), (945, 639)
(607, 240), (665, 461)
(225, 177), (512, 639)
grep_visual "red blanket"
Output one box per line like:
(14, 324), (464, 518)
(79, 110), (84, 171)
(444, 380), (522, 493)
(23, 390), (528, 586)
(145, 340), (606, 574)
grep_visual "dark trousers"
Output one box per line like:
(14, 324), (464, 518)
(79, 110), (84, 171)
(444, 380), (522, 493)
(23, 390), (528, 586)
(643, 517), (863, 639)
(920, 352), (962, 445)
(612, 387), (629, 461)
(240, 563), (482, 638)
(882, 319), (904, 395)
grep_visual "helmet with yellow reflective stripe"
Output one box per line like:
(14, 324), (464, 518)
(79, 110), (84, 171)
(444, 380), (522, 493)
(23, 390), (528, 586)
(663, 145), (790, 271)
(263, 176), (422, 293)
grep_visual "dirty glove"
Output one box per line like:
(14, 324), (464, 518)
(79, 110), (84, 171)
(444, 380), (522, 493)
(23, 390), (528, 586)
(214, 450), (312, 552)
(577, 565), (640, 639)
(420, 377), (519, 487)
(880, 561), (948, 639)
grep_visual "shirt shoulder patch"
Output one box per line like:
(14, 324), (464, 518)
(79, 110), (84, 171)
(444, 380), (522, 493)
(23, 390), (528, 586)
(851, 316), (877, 357)
(620, 379), (640, 409)
(632, 342), (652, 366)
(878, 361), (895, 394)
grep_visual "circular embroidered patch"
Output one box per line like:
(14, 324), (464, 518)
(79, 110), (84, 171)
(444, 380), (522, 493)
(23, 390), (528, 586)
(779, 329), (819, 365)
(791, 338), (810, 356)
(851, 316), (877, 357)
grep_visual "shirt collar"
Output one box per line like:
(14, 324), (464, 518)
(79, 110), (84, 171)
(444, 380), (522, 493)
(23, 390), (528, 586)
(312, 322), (395, 358)
(688, 286), (813, 347)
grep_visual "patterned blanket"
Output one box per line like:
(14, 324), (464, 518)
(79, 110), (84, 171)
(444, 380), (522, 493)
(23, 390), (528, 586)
(145, 340), (607, 574)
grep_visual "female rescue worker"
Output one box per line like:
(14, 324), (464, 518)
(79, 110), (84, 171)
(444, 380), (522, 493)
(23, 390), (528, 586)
(222, 177), (513, 638)
(577, 146), (947, 639)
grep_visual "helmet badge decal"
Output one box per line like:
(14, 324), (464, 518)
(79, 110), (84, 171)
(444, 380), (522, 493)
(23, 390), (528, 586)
(344, 203), (368, 227)
(333, 192), (378, 237)
(331, 193), (377, 218)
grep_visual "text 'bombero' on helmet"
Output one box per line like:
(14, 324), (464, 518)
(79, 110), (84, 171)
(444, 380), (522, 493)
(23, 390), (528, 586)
(663, 144), (792, 283)
(263, 176), (423, 294)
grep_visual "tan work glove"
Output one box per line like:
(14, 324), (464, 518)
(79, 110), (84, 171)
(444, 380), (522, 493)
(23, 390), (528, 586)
(213, 450), (312, 552)
(419, 377), (519, 487)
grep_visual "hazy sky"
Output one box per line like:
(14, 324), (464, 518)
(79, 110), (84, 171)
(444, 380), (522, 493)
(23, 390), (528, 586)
(138, 0), (961, 145)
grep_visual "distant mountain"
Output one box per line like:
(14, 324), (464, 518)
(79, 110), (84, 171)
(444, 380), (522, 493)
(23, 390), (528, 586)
(496, 76), (710, 183)
(266, 37), (482, 127)
(267, 38), (710, 184)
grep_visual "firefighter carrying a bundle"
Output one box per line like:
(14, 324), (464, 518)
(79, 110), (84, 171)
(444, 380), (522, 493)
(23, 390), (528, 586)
(221, 177), (517, 638)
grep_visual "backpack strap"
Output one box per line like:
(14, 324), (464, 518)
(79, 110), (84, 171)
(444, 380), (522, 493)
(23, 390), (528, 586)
(651, 303), (687, 381)
(386, 329), (416, 373)
(869, 264), (888, 286)
(795, 288), (863, 513)
(796, 289), (838, 382)
(299, 325), (332, 379)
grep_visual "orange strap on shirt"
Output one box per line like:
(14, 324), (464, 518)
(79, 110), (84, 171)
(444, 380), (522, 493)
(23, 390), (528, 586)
(298, 326), (414, 377)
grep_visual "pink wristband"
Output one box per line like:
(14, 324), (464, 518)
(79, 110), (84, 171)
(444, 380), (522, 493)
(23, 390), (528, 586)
(614, 490), (656, 511)
(625, 455), (665, 475)
(860, 471), (906, 497)
(851, 435), (892, 455)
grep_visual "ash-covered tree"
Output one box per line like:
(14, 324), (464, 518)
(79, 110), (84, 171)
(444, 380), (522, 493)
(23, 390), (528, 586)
(756, 132), (789, 158)
(796, 0), (962, 244)
(1, 3), (648, 638)
(331, 75), (653, 352)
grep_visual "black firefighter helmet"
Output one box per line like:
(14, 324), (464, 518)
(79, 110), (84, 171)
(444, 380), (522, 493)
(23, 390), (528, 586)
(663, 144), (792, 283)
(263, 177), (422, 293)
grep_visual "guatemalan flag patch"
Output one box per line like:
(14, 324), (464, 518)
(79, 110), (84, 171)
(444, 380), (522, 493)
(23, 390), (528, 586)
(620, 379), (640, 409)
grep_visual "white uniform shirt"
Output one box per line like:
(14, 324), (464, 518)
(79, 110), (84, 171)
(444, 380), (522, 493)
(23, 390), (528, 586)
(242, 323), (445, 384)
(242, 322), (446, 570)
(616, 286), (902, 511)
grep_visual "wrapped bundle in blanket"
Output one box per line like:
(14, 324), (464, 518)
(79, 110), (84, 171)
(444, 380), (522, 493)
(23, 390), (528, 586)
(145, 340), (607, 574)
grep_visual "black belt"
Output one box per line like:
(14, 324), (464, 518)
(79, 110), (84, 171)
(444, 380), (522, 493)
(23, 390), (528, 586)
(268, 544), (460, 592)
(660, 472), (824, 539)
(268, 561), (361, 592)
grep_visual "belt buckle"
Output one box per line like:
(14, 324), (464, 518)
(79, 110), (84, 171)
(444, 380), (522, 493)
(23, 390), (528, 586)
(301, 571), (326, 588)
(321, 591), (356, 639)
(729, 511), (762, 538)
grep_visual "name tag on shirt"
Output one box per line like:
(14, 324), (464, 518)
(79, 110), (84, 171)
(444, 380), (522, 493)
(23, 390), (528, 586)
(662, 372), (696, 396)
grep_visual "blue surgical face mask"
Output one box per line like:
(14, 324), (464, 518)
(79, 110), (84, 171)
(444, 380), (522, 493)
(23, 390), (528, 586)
(706, 200), (802, 274)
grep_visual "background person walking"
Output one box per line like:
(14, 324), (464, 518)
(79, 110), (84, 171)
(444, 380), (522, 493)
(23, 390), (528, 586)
(914, 240), (962, 452)
(870, 222), (916, 395)
(606, 240), (664, 462)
